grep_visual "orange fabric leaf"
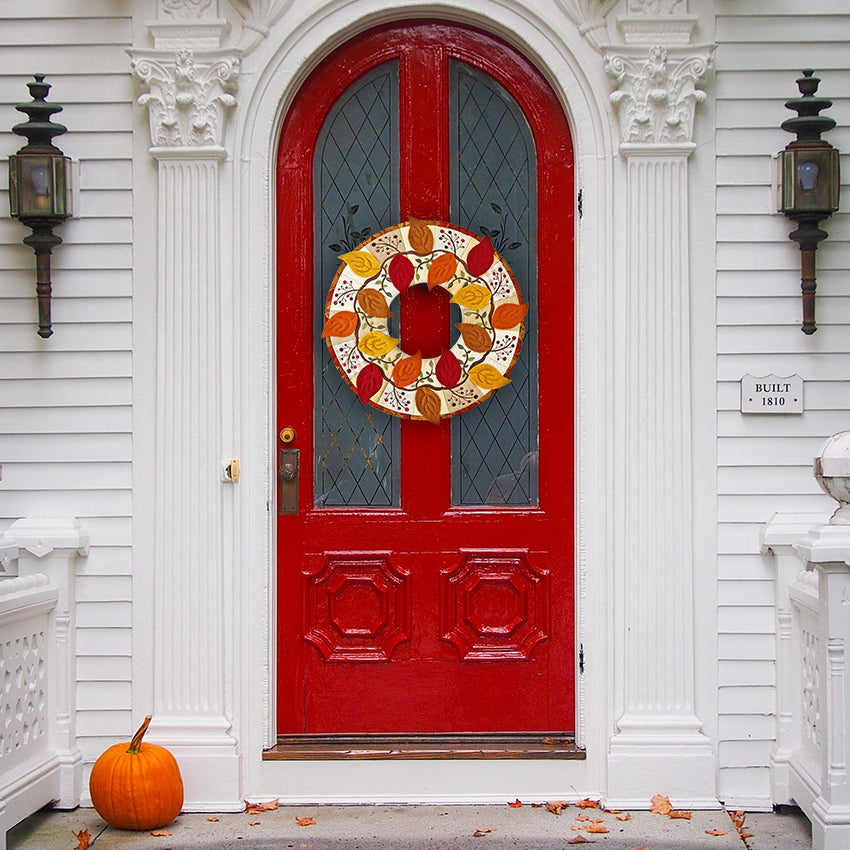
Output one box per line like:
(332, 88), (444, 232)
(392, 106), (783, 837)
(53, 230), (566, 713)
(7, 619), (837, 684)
(576, 799), (600, 809)
(507, 799), (523, 808)
(545, 801), (569, 815)
(586, 826), (609, 834)
(150, 830), (172, 837)
(705, 829), (728, 836)
(616, 813), (632, 821)
(407, 219), (434, 254)
(491, 302), (528, 330)
(473, 828), (494, 837)
(73, 829), (91, 850)
(669, 810), (692, 820)
(415, 386), (442, 424)
(321, 311), (358, 339)
(391, 351), (422, 387)
(427, 253), (457, 289)
(246, 799), (279, 814)
(357, 288), (393, 318)
(567, 837), (594, 845)
(456, 322), (492, 353)
(296, 816), (316, 827)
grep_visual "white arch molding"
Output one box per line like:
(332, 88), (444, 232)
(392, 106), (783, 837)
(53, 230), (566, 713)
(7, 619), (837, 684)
(129, 0), (716, 807)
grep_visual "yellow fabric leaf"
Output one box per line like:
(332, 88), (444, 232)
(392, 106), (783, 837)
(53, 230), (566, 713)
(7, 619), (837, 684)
(451, 284), (491, 310)
(469, 363), (510, 390)
(340, 250), (381, 278)
(358, 331), (400, 358)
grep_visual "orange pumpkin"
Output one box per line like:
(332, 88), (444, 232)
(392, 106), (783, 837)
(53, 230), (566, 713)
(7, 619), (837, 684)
(89, 715), (183, 830)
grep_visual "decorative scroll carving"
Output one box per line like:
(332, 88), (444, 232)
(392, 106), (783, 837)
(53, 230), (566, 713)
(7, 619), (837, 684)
(604, 46), (712, 145)
(131, 49), (239, 147)
(302, 554), (411, 662)
(229, 0), (293, 51)
(441, 552), (550, 660)
(160, 0), (214, 17)
(556, 0), (619, 48)
(628, 0), (686, 12)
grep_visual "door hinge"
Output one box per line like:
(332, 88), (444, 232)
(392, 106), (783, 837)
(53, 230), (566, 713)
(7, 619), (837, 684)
(577, 189), (583, 220)
(579, 643), (585, 675)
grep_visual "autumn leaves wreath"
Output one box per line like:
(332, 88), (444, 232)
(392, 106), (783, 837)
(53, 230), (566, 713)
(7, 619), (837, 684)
(322, 220), (527, 423)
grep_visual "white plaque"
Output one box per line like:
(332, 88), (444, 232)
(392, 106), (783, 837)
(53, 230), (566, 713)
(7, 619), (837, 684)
(741, 374), (803, 414)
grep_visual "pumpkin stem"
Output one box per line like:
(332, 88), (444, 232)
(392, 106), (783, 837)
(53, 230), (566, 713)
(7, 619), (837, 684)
(127, 715), (153, 754)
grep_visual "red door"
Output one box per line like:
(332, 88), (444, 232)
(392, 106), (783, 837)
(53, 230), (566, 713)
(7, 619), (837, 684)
(276, 22), (574, 735)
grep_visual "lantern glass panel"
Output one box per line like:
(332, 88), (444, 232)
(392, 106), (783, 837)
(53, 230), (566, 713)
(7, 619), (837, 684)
(779, 147), (840, 215)
(8, 154), (71, 218)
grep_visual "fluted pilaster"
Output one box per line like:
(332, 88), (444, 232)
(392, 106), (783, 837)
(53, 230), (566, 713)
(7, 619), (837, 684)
(131, 11), (241, 810)
(604, 33), (715, 806)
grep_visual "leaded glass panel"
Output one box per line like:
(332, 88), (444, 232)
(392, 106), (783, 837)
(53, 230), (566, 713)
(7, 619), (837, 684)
(449, 62), (538, 506)
(314, 64), (401, 507)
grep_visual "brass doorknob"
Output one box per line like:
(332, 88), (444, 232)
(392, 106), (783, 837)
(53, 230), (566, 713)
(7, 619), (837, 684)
(279, 427), (296, 444)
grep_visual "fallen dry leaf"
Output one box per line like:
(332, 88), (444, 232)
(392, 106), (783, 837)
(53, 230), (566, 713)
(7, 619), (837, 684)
(296, 817), (316, 827)
(706, 829), (728, 836)
(576, 798), (601, 809)
(507, 799), (523, 808)
(150, 830), (172, 837)
(669, 810), (692, 820)
(616, 813), (632, 821)
(72, 829), (91, 850)
(567, 837), (594, 845)
(650, 793), (672, 815)
(545, 801), (569, 815)
(473, 827), (495, 837)
(603, 808), (621, 814)
(207, 817), (219, 822)
(576, 814), (592, 822)
(246, 799), (279, 814)
(248, 821), (261, 826)
(587, 826), (609, 834)
(570, 825), (584, 831)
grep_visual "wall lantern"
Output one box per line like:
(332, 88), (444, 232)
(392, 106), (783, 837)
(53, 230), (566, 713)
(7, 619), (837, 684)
(8, 75), (72, 338)
(777, 69), (840, 335)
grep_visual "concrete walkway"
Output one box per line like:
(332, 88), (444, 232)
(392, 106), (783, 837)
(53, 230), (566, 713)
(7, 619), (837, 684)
(8, 803), (812, 849)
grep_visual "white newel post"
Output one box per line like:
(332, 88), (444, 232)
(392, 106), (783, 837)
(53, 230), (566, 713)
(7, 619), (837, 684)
(9, 517), (88, 808)
(761, 513), (833, 805)
(601, 11), (715, 806)
(793, 525), (850, 850)
(129, 2), (242, 811)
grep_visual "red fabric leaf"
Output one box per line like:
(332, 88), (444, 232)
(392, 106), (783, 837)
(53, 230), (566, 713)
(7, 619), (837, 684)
(389, 254), (415, 293)
(467, 235), (494, 277)
(435, 349), (461, 388)
(356, 363), (384, 404)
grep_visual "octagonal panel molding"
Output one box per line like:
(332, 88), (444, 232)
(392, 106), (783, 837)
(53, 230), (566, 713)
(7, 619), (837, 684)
(441, 551), (550, 660)
(302, 553), (411, 662)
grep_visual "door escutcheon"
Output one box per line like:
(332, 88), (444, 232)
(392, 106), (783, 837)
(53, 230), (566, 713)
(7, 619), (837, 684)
(278, 448), (299, 515)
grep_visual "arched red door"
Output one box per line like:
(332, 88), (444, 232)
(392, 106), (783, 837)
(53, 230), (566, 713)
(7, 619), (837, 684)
(276, 22), (575, 737)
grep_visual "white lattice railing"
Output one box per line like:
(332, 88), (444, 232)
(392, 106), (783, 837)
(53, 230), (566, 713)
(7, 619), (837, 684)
(764, 515), (850, 850)
(0, 571), (60, 848)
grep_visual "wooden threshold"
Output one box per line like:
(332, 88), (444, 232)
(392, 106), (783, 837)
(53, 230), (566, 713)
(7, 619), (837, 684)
(263, 733), (585, 760)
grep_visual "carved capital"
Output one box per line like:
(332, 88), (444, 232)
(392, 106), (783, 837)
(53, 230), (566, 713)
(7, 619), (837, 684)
(130, 48), (239, 148)
(604, 45), (713, 146)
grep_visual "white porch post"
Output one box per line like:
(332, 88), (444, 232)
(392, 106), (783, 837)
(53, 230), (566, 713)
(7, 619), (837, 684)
(129, 2), (242, 811)
(793, 525), (850, 850)
(10, 517), (89, 808)
(602, 21), (715, 806)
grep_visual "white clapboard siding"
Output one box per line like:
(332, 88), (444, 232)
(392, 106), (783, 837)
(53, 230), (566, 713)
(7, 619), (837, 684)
(715, 2), (850, 808)
(0, 4), (134, 763)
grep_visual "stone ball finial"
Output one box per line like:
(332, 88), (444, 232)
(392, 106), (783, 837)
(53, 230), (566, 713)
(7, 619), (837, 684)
(814, 431), (850, 524)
